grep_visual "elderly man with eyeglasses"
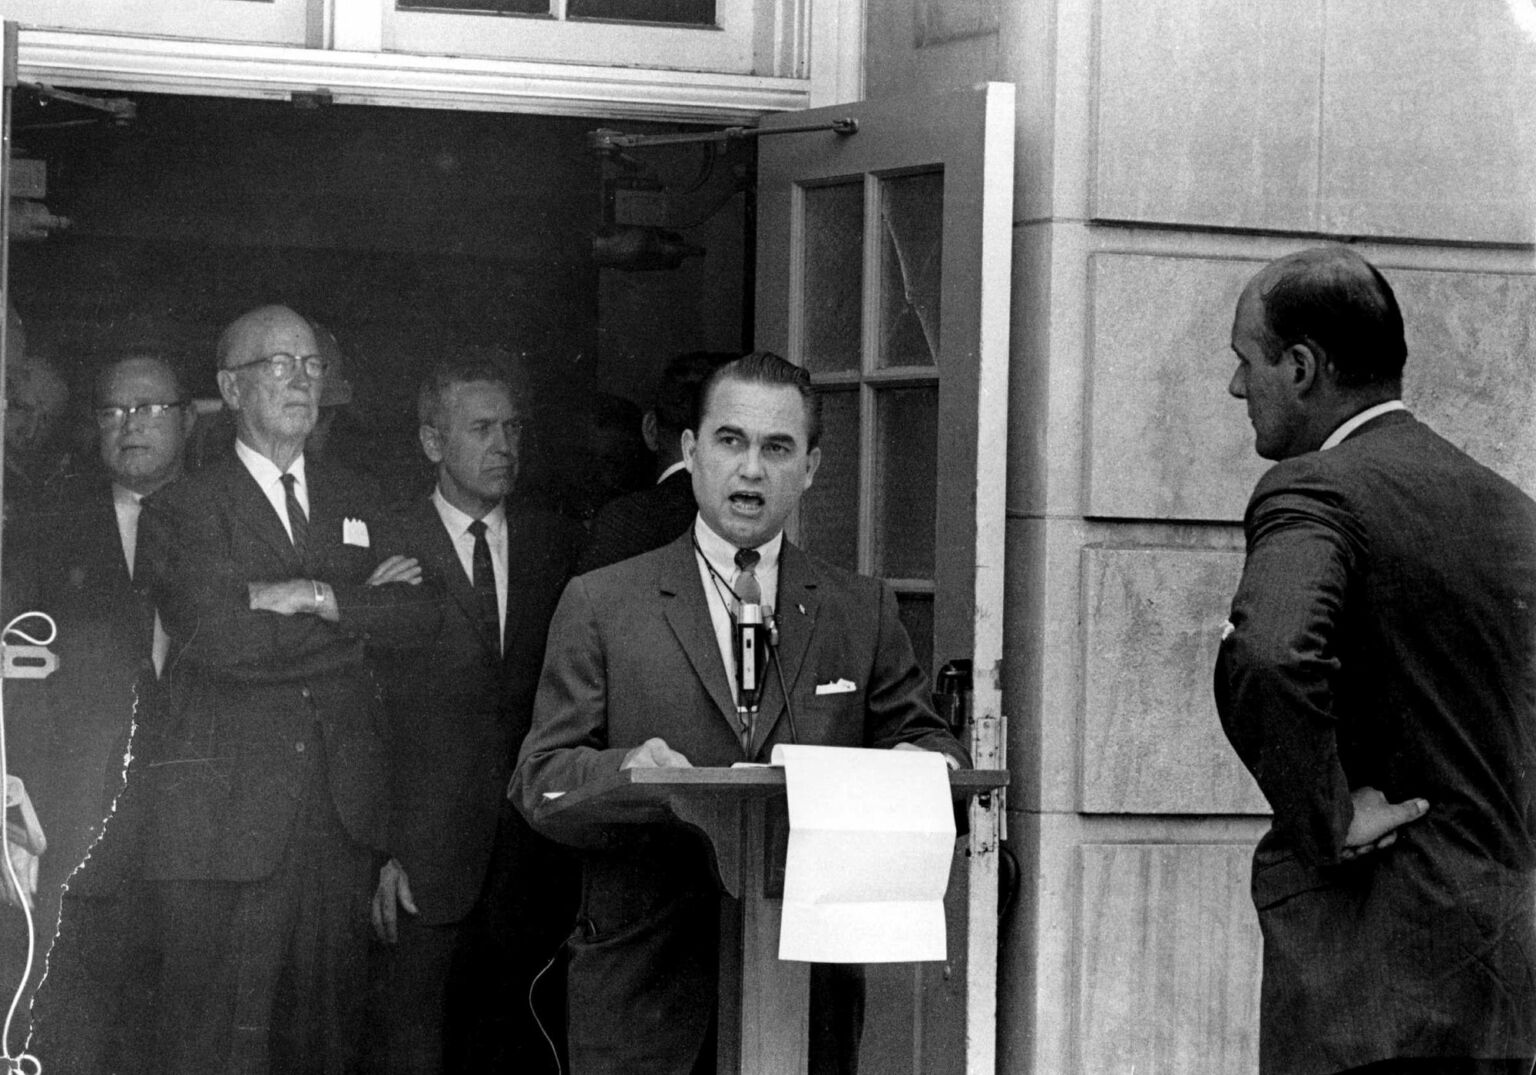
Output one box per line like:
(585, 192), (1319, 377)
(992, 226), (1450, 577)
(134, 305), (438, 1074)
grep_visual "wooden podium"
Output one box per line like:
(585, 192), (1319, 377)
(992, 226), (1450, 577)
(533, 765), (1008, 1075)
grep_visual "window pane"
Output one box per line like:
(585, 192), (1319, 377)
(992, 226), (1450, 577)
(877, 170), (943, 369)
(798, 387), (859, 571)
(397, 0), (547, 13)
(568, 0), (715, 22)
(873, 386), (936, 578)
(800, 181), (863, 375)
(896, 592), (935, 684)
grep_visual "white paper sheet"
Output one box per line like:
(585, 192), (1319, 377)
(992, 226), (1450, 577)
(773, 744), (955, 963)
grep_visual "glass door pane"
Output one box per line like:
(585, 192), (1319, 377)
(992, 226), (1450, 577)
(877, 170), (943, 369)
(798, 385), (860, 570)
(873, 384), (937, 579)
(800, 181), (863, 375)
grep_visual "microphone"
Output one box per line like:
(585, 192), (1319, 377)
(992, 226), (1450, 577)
(734, 599), (770, 714)
(732, 548), (769, 720)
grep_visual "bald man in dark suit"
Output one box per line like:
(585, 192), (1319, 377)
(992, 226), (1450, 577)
(137, 305), (434, 1074)
(1216, 247), (1536, 1075)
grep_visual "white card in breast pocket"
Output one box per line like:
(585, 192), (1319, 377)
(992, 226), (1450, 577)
(815, 678), (857, 695)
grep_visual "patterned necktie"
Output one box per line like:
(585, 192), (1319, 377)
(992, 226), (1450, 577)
(280, 473), (308, 562)
(733, 547), (761, 608)
(467, 519), (501, 652)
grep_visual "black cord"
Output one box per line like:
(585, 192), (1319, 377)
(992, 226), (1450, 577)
(771, 635), (798, 746)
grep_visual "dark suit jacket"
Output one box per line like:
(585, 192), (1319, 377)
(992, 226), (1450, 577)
(1215, 410), (1536, 1074)
(135, 454), (436, 882)
(512, 531), (967, 1073)
(372, 495), (581, 926)
(577, 468), (696, 574)
(8, 476), (156, 896)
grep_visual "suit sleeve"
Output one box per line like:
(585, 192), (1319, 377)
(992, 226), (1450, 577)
(140, 480), (434, 681)
(339, 509), (446, 653)
(511, 577), (636, 844)
(864, 580), (971, 768)
(1216, 484), (1357, 866)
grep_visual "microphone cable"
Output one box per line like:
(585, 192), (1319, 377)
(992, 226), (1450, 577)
(527, 942), (564, 1075)
(769, 627), (798, 746)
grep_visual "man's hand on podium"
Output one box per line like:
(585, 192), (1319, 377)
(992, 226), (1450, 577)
(892, 742), (963, 771)
(622, 737), (694, 770)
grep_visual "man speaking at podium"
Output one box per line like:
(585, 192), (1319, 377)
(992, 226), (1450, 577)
(513, 351), (968, 1074)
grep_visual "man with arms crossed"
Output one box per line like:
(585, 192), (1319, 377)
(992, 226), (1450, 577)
(513, 351), (967, 1074)
(137, 305), (432, 1073)
(370, 359), (581, 1074)
(1216, 247), (1536, 1075)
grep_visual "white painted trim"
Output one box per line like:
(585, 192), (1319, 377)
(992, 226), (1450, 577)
(15, 28), (811, 121)
(809, 0), (863, 107)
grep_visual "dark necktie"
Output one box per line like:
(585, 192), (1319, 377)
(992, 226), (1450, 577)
(734, 548), (761, 608)
(468, 519), (501, 652)
(280, 473), (308, 562)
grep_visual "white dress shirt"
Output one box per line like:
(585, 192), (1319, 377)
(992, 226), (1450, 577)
(432, 488), (508, 650)
(1320, 399), (1407, 451)
(692, 517), (782, 706)
(112, 481), (170, 676)
(234, 437), (309, 542)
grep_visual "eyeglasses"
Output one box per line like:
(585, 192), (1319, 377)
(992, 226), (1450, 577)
(223, 353), (329, 382)
(94, 401), (189, 427)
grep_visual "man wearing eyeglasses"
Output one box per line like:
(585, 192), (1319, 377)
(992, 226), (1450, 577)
(135, 305), (435, 1074)
(13, 353), (192, 1073)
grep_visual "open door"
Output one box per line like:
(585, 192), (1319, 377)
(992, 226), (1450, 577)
(755, 82), (1014, 1075)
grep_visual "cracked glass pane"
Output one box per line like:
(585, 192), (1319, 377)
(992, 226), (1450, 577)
(877, 170), (943, 369)
(800, 181), (863, 374)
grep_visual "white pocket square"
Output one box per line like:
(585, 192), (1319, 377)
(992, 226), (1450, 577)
(343, 518), (370, 547)
(815, 678), (858, 695)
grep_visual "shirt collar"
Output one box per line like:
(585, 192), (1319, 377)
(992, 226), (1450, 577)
(1320, 400), (1407, 451)
(234, 436), (306, 488)
(657, 460), (688, 485)
(692, 516), (782, 581)
(112, 482), (142, 508)
(431, 485), (506, 539)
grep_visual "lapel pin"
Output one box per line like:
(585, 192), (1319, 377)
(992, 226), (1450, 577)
(797, 603), (806, 615)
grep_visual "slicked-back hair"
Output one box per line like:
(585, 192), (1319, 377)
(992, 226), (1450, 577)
(1259, 250), (1408, 389)
(697, 350), (821, 450)
(417, 358), (517, 429)
(654, 351), (736, 437)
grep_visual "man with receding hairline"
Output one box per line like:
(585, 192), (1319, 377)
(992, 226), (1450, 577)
(368, 358), (581, 1075)
(1216, 247), (1536, 1074)
(17, 352), (192, 1073)
(137, 304), (436, 1074)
